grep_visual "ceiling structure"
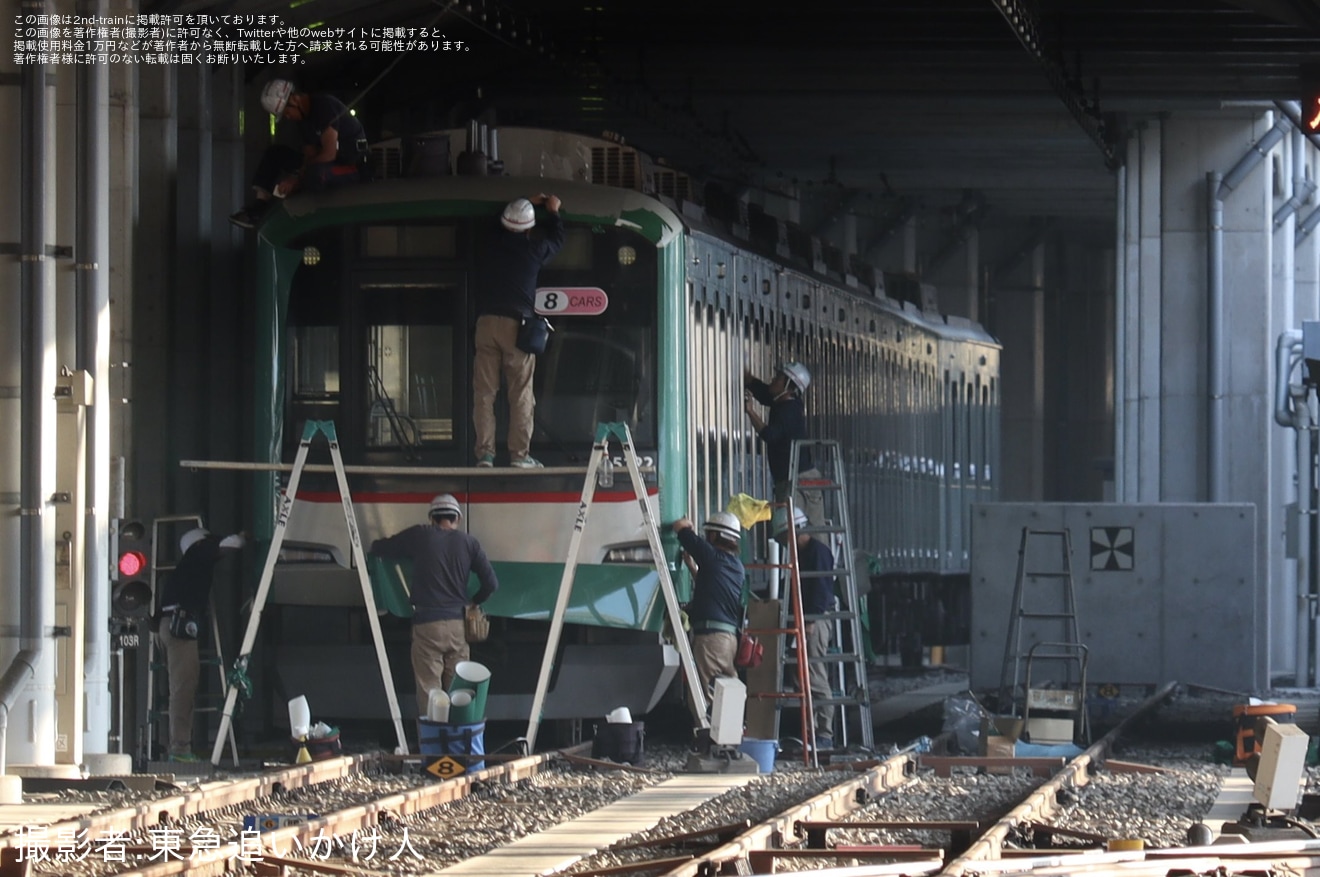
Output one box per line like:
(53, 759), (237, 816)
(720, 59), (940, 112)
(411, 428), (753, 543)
(166, 0), (1320, 231)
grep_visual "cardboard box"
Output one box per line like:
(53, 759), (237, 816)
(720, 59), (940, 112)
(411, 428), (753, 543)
(979, 716), (1024, 772)
(978, 716), (1023, 755)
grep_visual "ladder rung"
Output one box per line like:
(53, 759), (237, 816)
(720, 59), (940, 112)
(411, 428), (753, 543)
(785, 653), (865, 664)
(1018, 612), (1076, 619)
(1024, 572), (1073, 579)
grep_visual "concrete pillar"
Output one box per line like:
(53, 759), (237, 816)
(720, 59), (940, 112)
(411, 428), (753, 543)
(997, 245), (1047, 500)
(1112, 111), (1286, 677)
(1273, 130), (1300, 678)
(52, 0), (86, 765)
(1117, 121), (1163, 503)
(133, 65), (176, 520)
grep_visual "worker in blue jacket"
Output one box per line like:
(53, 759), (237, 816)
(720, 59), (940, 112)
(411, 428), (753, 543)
(673, 511), (746, 731)
(744, 361), (825, 525)
(773, 505), (838, 750)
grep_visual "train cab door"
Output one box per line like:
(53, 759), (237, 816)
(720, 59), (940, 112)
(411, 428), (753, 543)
(348, 270), (470, 464)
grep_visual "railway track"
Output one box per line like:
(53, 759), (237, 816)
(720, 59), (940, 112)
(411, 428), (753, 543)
(5, 683), (1319, 877)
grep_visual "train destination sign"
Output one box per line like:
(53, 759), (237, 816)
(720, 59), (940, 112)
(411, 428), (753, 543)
(535, 287), (609, 316)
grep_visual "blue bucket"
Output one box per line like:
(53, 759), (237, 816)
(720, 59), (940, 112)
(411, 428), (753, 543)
(418, 719), (486, 771)
(738, 737), (778, 773)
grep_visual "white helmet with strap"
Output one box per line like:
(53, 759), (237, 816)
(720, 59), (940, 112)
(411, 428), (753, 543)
(429, 493), (462, 521)
(261, 79), (295, 116)
(501, 198), (535, 232)
(703, 511), (742, 544)
(779, 361), (812, 394)
(771, 506), (809, 538)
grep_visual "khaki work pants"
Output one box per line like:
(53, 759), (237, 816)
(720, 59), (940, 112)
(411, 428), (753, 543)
(473, 315), (536, 461)
(687, 630), (737, 725)
(158, 624), (200, 756)
(411, 618), (469, 711)
(807, 618), (835, 738)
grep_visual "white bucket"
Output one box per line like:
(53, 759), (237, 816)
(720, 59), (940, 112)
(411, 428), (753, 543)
(426, 689), (451, 723)
(288, 695), (311, 739)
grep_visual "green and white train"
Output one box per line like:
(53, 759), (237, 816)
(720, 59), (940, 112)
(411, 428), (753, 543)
(249, 128), (1000, 727)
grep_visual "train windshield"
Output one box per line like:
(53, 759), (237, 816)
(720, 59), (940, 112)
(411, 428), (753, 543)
(284, 217), (658, 463)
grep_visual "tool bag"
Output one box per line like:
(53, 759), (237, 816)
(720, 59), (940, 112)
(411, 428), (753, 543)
(464, 604), (490, 643)
(734, 631), (763, 669)
(515, 316), (552, 355)
(168, 608), (200, 641)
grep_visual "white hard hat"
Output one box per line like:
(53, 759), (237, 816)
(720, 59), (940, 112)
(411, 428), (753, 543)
(703, 511), (741, 544)
(771, 506), (809, 538)
(261, 79), (295, 116)
(180, 527), (209, 555)
(428, 494), (462, 520)
(501, 198), (535, 232)
(779, 360), (812, 394)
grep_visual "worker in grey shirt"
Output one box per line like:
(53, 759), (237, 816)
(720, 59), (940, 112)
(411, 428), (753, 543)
(369, 494), (499, 710)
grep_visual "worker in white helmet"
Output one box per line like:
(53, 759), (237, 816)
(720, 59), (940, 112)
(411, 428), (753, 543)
(744, 361), (825, 526)
(229, 78), (371, 229)
(369, 494), (499, 711)
(672, 511), (746, 739)
(155, 527), (246, 762)
(472, 194), (566, 468)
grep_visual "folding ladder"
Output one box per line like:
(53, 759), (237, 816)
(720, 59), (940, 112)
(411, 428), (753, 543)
(210, 420), (408, 765)
(996, 527), (1091, 744)
(144, 514), (239, 766)
(744, 499), (817, 766)
(787, 438), (874, 752)
(525, 422), (706, 752)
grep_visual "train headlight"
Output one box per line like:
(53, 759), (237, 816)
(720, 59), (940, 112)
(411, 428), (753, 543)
(617, 245), (636, 266)
(604, 543), (652, 564)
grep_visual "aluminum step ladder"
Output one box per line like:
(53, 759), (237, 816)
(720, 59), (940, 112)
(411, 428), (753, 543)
(143, 514), (239, 766)
(785, 438), (874, 753)
(996, 527), (1091, 744)
(524, 422), (707, 752)
(210, 420), (408, 765)
(744, 499), (818, 766)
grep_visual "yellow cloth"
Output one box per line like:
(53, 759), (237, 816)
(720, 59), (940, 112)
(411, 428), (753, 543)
(727, 493), (772, 529)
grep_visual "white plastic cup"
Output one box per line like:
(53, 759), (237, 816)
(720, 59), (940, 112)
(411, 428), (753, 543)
(427, 689), (451, 723)
(288, 695), (311, 739)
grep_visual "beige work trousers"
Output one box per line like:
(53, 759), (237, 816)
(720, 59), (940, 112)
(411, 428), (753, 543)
(158, 624), (200, 756)
(473, 315), (536, 461)
(687, 631), (737, 724)
(411, 618), (469, 712)
(806, 618), (835, 738)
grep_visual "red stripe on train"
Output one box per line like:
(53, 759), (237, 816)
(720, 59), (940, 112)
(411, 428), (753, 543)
(293, 490), (656, 503)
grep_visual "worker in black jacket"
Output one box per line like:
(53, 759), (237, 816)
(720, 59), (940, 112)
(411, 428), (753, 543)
(472, 194), (566, 468)
(744, 361), (824, 525)
(369, 494), (499, 711)
(229, 78), (370, 229)
(156, 527), (245, 762)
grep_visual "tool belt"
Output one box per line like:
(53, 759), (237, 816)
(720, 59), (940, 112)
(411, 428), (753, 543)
(464, 604), (490, 643)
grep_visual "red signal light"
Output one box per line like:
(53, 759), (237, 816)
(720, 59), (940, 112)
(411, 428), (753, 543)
(118, 550), (147, 578)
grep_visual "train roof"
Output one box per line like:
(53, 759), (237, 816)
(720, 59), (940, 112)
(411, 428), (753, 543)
(261, 175), (686, 249)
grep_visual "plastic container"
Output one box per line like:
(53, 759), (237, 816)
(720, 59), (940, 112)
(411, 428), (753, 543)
(288, 696), (311, 740)
(738, 737), (778, 773)
(418, 719), (486, 771)
(448, 690), (477, 725)
(450, 661), (491, 722)
(426, 689), (451, 723)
